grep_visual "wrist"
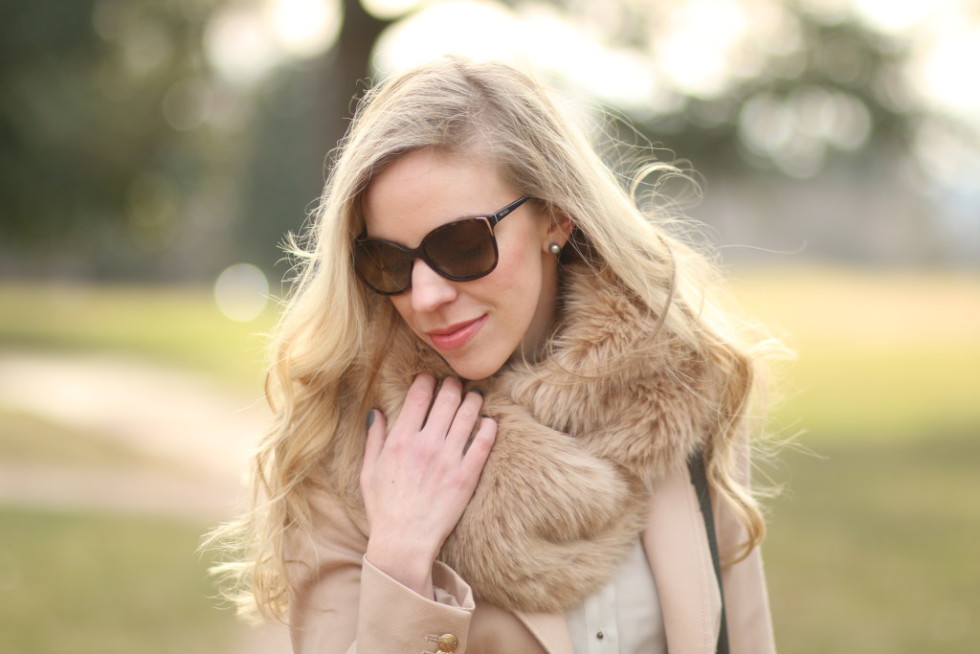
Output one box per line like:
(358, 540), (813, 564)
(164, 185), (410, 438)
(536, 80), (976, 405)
(365, 533), (439, 598)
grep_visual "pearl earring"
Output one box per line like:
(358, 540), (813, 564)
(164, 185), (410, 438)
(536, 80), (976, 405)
(548, 242), (562, 256)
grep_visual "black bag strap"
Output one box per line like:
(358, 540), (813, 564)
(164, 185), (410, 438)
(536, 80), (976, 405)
(688, 450), (730, 654)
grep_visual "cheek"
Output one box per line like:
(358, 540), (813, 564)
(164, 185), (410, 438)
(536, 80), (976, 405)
(388, 296), (416, 328)
(493, 234), (545, 294)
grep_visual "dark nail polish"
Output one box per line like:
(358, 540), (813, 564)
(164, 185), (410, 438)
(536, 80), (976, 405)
(366, 410), (375, 428)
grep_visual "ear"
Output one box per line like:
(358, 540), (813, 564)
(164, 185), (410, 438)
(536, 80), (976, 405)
(546, 211), (574, 248)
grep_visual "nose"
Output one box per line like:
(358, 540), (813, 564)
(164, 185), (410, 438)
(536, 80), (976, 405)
(409, 259), (457, 312)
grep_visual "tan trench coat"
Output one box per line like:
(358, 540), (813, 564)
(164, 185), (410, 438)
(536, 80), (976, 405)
(287, 464), (777, 654)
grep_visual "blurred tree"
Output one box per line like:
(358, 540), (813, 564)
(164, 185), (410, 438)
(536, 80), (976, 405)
(1, 0), (974, 279)
(0, 0), (230, 279)
(627, 7), (919, 178)
(233, 0), (392, 274)
(237, 0), (977, 271)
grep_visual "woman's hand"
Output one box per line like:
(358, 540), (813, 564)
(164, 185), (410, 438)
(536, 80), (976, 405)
(360, 374), (497, 598)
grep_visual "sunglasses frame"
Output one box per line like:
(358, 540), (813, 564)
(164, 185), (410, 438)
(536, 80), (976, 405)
(353, 196), (531, 296)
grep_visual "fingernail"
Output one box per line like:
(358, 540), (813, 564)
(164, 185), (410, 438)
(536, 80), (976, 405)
(470, 388), (485, 398)
(366, 410), (375, 428)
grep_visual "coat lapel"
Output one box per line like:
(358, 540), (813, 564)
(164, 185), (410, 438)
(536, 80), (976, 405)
(644, 466), (722, 654)
(511, 467), (721, 654)
(514, 611), (573, 654)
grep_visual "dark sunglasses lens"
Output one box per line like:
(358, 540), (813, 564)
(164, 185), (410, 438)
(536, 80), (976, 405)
(424, 219), (497, 280)
(354, 241), (411, 294)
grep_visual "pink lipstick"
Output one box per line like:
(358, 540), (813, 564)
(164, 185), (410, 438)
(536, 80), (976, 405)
(427, 315), (487, 350)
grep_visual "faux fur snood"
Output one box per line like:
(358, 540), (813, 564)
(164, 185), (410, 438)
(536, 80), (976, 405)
(363, 262), (722, 613)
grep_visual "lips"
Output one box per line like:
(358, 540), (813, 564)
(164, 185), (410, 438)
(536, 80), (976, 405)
(427, 314), (488, 351)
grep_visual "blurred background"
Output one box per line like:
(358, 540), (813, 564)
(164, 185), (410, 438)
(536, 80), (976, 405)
(0, 0), (977, 653)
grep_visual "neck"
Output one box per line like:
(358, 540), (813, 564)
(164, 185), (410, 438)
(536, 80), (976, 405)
(515, 263), (561, 365)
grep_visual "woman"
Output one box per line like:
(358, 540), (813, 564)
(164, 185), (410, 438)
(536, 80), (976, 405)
(213, 57), (779, 654)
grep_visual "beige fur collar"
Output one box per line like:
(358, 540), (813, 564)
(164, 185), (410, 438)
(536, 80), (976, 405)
(365, 262), (718, 612)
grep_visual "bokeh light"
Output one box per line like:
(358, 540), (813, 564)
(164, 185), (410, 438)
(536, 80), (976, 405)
(374, 0), (519, 73)
(213, 263), (269, 322)
(204, 0), (340, 87)
(739, 87), (871, 178)
(362, 0), (425, 20)
(271, 0), (341, 58)
(204, 4), (281, 86)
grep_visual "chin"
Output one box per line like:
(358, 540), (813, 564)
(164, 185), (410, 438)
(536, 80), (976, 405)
(444, 353), (507, 382)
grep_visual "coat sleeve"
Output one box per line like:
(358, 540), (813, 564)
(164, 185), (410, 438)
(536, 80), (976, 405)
(286, 488), (477, 654)
(714, 444), (778, 654)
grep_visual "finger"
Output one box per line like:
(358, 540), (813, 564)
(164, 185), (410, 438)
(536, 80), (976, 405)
(362, 409), (387, 468)
(460, 416), (497, 479)
(445, 390), (485, 451)
(392, 373), (437, 433)
(421, 377), (463, 436)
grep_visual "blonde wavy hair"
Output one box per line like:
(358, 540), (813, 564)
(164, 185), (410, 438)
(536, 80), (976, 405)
(208, 56), (778, 621)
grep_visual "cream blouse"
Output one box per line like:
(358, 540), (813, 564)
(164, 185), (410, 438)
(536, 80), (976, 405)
(566, 539), (667, 654)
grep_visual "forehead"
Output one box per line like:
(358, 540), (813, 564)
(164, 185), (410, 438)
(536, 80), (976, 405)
(361, 149), (516, 243)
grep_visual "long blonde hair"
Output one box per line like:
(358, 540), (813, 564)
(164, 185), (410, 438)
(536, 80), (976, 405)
(208, 57), (778, 621)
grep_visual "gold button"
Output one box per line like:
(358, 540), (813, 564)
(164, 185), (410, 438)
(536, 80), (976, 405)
(436, 633), (459, 652)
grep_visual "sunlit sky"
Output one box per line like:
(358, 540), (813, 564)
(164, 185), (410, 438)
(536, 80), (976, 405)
(203, 0), (980, 127)
(195, 0), (978, 312)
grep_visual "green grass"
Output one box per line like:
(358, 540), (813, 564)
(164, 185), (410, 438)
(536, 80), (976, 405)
(3, 435), (975, 654)
(1, 271), (978, 652)
(0, 283), (275, 390)
(730, 266), (980, 440)
(0, 507), (240, 654)
(764, 430), (980, 654)
(772, 345), (980, 440)
(728, 268), (980, 651)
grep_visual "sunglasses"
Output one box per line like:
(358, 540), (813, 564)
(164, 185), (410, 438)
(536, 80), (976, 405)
(353, 196), (530, 295)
